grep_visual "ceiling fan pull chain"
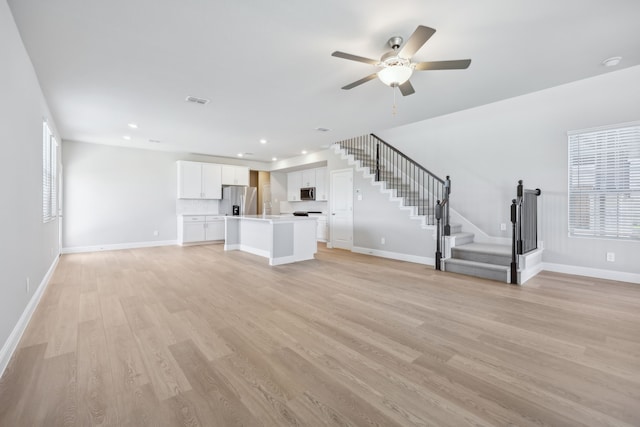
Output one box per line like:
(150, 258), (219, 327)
(392, 86), (397, 116)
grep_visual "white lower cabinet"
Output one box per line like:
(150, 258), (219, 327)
(205, 217), (225, 241)
(178, 215), (225, 244)
(310, 215), (327, 242)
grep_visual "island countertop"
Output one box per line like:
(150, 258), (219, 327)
(224, 215), (317, 223)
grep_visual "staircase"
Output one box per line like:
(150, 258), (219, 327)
(332, 135), (543, 285)
(443, 227), (512, 282)
(335, 134), (446, 225)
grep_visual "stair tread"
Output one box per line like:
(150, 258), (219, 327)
(452, 242), (511, 256)
(451, 232), (474, 238)
(443, 258), (510, 271)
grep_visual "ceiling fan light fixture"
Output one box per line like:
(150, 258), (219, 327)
(378, 64), (413, 87)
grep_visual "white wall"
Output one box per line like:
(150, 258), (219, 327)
(0, 1), (60, 372)
(378, 65), (640, 277)
(62, 140), (271, 250)
(62, 141), (179, 249)
(327, 150), (435, 263)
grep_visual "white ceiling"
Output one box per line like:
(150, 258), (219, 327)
(8, 0), (640, 163)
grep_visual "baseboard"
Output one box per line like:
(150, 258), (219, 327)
(61, 239), (177, 254)
(352, 246), (434, 266)
(0, 256), (59, 379)
(520, 263), (545, 285)
(543, 262), (640, 284)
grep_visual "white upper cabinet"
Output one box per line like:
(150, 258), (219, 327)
(177, 161), (222, 199)
(201, 163), (222, 199)
(301, 169), (316, 188)
(315, 167), (327, 201)
(287, 171), (302, 201)
(221, 165), (249, 186)
(178, 161), (203, 199)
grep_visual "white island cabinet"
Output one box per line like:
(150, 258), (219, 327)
(224, 215), (317, 265)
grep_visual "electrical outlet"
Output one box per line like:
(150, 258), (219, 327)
(381, 237), (385, 245)
(153, 230), (159, 236)
(500, 223), (507, 231)
(606, 252), (615, 262)
(26, 277), (30, 293)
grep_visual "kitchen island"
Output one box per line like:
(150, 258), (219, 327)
(224, 215), (317, 265)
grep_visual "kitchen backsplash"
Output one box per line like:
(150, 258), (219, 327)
(176, 199), (220, 214)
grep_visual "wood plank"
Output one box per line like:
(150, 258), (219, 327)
(76, 318), (117, 426)
(1, 244), (639, 426)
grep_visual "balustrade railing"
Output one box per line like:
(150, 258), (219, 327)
(510, 180), (541, 284)
(335, 134), (450, 269)
(336, 134), (448, 223)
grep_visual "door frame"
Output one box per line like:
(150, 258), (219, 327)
(329, 168), (353, 250)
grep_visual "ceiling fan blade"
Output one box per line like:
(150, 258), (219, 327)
(341, 73), (378, 90)
(398, 80), (415, 96)
(331, 51), (379, 65)
(414, 59), (472, 70)
(399, 25), (436, 59)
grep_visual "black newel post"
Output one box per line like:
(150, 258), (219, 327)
(375, 142), (380, 182)
(510, 198), (518, 284)
(444, 176), (451, 236)
(516, 180), (523, 255)
(435, 200), (443, 271)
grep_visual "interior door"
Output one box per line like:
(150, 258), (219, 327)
(330, 169), (353, 250)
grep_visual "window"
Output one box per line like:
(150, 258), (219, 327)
(42, 121), (57, 223)
(568, 122), (640, 240)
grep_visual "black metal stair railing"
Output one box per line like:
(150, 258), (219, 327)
(335, 134), (451, 268)
(335, 134), (448, 222)
(510, 180), (542, 284)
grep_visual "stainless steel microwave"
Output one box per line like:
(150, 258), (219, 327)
(300, 187), (315, 201)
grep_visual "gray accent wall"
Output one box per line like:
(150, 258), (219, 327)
(0, 1), (60, 359)
(377, 65), (640, 276)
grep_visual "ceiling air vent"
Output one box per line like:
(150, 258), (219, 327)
(185, 95), (210, 105)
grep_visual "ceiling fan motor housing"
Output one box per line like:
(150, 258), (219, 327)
(387, 36), (403, 50)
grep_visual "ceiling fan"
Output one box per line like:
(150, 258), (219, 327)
(332, 25), (471, 96)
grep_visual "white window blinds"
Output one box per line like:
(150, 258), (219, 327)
(568, 122), (640, 240)
(42, 121), (57, 223)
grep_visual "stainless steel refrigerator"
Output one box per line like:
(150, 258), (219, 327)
(220, 186), (257, 216)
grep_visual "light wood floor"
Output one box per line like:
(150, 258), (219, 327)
(1, 244), (639, 426)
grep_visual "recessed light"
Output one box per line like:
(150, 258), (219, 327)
(272, 157), (277, 161)
(602, 56), (622, 67)
(128, 123), (138, 129)
(259, 139), (267, 144)
(123, 135), (131, 140)
(301, 150), (307, 154)
(315, 127), (331, 132)
(149, 139), (161, 143)
(237, 153), (243, 157)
